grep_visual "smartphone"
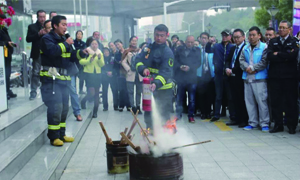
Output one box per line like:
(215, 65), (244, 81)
(11, 43), (17, 47)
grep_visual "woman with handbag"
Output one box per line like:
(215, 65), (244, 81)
(80, 39), (104, 118)
(121, 36), (143, 114)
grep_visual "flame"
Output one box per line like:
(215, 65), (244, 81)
(140, 128), (151, 136)
(163, 118), (177, 134)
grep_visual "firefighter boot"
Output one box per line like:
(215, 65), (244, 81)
(51, 139), (64, 146)
(62, 136), (74, 142)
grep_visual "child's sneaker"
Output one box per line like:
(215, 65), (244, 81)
(262, 126), (269, 132)
(243, 125), (256, 130)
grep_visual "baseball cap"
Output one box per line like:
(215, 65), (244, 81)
(221, 29), (230, 36)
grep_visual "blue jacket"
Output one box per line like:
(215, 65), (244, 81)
(239, 41), (268, 80)
(197, 45), (215, 78)
(136, 42), (174, 90)
(205, 42), (234, 76)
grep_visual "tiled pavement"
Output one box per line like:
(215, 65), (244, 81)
(60, 108), (300, 180)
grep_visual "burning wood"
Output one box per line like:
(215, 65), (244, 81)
(120, 127), (128, 145)
(120, 132), (141, 153)
(172, 140), (212, 150)
(99, 121), (113, 145)
(129, 109), (153, 145)
(127, 110), (139, 138)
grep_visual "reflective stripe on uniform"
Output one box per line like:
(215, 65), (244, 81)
(158, 82), (173, 90)
(40, 50), (43, 54)
(60, 122), (66, 128)
(155, 75), (166, 85)
(61, 53), (71, 58)
(149, 68), (159, 74)
(48, 125), (60, 130)
(136, 62), (144, 71)
(76, 50), (81, 60)
(58, 43), (66, 53)
(40, 71), (71, 81)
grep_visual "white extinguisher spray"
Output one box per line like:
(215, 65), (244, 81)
(142, 77), (153, 111)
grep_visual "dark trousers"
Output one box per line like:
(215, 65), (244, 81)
(118, 77), (130, 108)
(78, 68), (85, 92)
(144, 89), (173, 129)
(4, 59), (11, 92)
(30, 57), (41, 94)
(229, 76), (248, 125)
(41, 81), (69, 140)
(214, 74), (235, 118)
(176, 83), (197, 118)
(197, 77), (214, 116)
(269, 78), (299, 129)
(102, 75), (118, 109)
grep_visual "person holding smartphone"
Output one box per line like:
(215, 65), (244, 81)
(80, 39), (104, 118)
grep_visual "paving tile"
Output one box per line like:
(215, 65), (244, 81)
(60, 101), (300, 180)
(225, 170), (257, 179)
(198, 172), (229, 180)
(253, 171), (289, 180)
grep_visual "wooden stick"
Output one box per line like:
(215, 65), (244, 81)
(120, 132), (140, 153)
(120, 127), (128, 144)
(99, 121), (113, 144)
(171, 140), (212, 150)
(127, 110), (139, 137)
(130, 109), (151, 144)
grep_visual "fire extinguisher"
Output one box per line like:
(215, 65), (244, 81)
(142, 77), (153, 111)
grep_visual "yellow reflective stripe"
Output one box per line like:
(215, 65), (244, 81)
(60, 123), (66, 128)
(40, 71), (71, 81)
(61, 53), (71, 58)
(136, 62), (144, 71)
(58, 43), (66, 53)
(48, 125), (60, 130)
(158, 83), (173, 90)
(76, 50), (81, 60)
(40, 50), (43, 54)
(149, 68), (159, 74)
(155, 75), (166, 85)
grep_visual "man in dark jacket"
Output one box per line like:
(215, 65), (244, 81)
(0, 15), (17, 99)
(225, 29), (248, 127)
(136, 24), (174, 129)
(206, 29), (235, 122)
(174, 35), (201, 123)
(40, 15), (86, 146)
(268, 20), (299, 134)
(86, 31), (104, 52)
(26, 9), (47, 100)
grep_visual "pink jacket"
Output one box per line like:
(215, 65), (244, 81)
(121, 52), (143, 82)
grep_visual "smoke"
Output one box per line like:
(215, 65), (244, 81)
(141, 96), (197, 157)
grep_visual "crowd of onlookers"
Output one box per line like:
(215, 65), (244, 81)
(3, 9), (300, 134)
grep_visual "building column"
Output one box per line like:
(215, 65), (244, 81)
(110, 16), (136, 47)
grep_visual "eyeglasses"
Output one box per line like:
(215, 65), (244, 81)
(233, 36), (242, 39)
(278, 26), (289, 30)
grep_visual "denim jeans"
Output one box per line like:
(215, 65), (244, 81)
(68, 75), (81, 116)
(176, 83), (197, 118)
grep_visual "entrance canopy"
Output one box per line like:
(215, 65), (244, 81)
(31, 0), (259, 18)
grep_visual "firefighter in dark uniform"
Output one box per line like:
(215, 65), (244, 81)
(268, 20), (299, 134)
(40, 15), (86, 146)
(135, 24), (174, 129)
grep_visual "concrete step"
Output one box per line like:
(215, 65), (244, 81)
(12, 107), (94, 180)
(0, 98), (45, 143)
(0, 105), (80, 180)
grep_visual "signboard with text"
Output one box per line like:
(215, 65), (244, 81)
(0, 46), (7, 113)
